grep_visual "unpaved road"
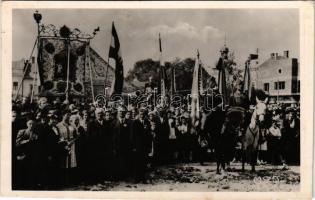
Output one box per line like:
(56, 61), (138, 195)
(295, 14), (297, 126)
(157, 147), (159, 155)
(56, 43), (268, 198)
(66, 162), (300, 191)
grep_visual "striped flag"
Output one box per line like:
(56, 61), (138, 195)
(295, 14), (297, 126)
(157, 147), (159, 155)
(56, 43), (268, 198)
(109, 22), (124, 95)
(190, 50), (201, 124)
(159, 33), (166, 98)
(243, 60), (251, 99)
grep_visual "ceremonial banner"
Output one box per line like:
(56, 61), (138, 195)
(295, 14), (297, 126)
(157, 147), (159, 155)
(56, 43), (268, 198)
(159, 33), (166, 98)
(38, 37), (87, 96)
(109, 22), (124, 95)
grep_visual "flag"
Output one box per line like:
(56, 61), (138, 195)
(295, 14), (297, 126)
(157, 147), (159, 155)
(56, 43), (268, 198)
(159, 33), (166, 98)
(217, 57), (227, 103)
(170, 66), (176, 97)
(198, 60), (204, 95)
(190, 50), (200, 124)
(243, 60), (251, 99)
(109, 22), (124, 95)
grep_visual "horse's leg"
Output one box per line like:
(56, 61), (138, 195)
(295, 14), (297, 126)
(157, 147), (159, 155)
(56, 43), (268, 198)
(241, 133), (246, 172)
(216, 148), (221, 174)
(241, 149), (245, 172)
(251, 151), (257, 172)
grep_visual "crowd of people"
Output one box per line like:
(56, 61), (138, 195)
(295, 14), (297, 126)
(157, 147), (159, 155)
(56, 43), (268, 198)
(11, 92), (300, 190)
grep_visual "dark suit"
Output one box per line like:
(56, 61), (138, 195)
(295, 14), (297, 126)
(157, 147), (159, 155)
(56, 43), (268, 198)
(112, 118), (133, 179)
(87, 119), (114, 181)
(38, 124), (61, 189)
(156, 117), (170, 164)
(130, 118), (151, 182)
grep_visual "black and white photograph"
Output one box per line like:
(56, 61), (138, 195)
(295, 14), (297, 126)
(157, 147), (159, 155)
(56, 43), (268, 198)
(1, 1), (314, 198)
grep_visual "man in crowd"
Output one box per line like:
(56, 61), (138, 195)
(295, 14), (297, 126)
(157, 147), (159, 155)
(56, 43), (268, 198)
(130, 107), (151, 183)
(112, 106), (133, 180)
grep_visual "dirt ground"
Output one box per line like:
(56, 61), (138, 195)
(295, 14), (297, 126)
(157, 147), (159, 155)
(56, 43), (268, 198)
(66, 162), (300, 192)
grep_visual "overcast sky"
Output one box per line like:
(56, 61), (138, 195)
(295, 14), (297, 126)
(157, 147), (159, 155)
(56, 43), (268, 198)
(13, 9), (299, 75)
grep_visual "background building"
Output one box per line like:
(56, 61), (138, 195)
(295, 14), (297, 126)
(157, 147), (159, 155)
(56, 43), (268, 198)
(12, 57), (38, 99)
(250, 50), (300, 104)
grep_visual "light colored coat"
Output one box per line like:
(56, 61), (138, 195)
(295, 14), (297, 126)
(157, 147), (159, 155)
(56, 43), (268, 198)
(57, 122), (77, 168)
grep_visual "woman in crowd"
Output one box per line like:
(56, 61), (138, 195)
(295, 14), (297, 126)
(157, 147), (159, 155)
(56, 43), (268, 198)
(57, 111), (77, 186)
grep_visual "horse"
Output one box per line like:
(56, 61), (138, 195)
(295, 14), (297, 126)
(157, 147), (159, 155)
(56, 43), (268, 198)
(241, 96), (268, 172)
(213, 95), (268, 174)
(214, 106), (246, 174)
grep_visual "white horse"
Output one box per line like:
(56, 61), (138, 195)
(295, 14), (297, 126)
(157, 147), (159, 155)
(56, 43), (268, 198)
(242, 97), (268, 172)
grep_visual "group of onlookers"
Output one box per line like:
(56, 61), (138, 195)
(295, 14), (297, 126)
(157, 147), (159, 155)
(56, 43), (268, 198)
(12, 96), (300, 190)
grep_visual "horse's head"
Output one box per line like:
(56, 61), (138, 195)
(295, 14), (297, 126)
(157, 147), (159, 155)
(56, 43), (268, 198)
(255, 97), (268, 123)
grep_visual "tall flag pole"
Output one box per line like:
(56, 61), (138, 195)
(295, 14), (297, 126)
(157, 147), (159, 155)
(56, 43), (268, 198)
(190, 49), (201, 125)
(159, 33), (166, 100)
(108, 22), (124, 96)
(243, 59), (251, 99)
(243, 51), (258, 100)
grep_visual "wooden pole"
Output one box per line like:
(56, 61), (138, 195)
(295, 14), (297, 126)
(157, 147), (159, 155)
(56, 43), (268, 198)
(87, 41), (95, 104)
(65, 38), (71, 103)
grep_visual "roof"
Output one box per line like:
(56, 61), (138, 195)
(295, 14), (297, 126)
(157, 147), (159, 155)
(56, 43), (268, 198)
(258, 56), (291, 69)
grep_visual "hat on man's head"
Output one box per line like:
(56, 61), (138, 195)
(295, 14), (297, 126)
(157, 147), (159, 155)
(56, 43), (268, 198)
(47, 113), (58, 120)
(95, 108), (104, 115)
(117, 106), (127, 112)
(139, 107), (147, 113)
(148, 110), (157, 116)
(71, 109), (79, 115)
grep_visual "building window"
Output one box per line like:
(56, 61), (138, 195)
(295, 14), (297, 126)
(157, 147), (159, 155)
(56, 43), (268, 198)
(264, 83), (269, 92)
(13, 82), (18, 90)
(279, 81), (285, 90)
(275, 81), (285, 90)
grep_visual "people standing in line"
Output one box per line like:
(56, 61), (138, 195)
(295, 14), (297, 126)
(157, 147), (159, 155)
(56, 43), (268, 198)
(15, 118), (39, 189)
(69, 114), (86, 184)
(112, 106), (133, 180)
(156, 109), (170, 165)
(267, 120), (288, 169)
(86, 108), (105, 183)
(12, 109), (22, 189)
(57, 111), (78, 186)
(42, 113), (61, 189)
(130, 108), (151, 183)
(168, 116), (178, 164)
(177, 114), (191, 163)
(283, 110), (300, 164)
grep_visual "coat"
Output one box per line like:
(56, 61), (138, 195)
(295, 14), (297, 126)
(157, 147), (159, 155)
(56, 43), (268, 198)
(16, 128), (39, 160)
(131, 118), (151, 155)
(112, 118), (133, 156)
(86, 119), (114, 165)
(57, 122), (77, 169)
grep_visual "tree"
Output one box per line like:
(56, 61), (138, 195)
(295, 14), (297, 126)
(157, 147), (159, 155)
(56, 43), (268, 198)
(126, 58), (160, 83)
(126, 57), (214, 94)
